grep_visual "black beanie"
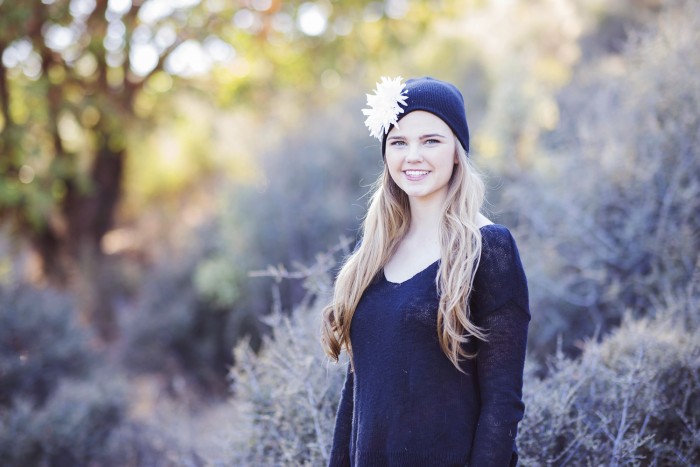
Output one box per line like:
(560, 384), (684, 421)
(381, 77), (470, 157)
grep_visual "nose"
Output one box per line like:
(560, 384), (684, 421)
(406, 143), (423, 163)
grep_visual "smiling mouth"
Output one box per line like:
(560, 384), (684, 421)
(404, 170), (430, 177)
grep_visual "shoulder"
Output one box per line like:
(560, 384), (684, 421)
(479, 224), (520, 261)
(470, 224), (530, 317)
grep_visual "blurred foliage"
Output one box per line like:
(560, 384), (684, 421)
(0, 283), (92, 407)
(122, 222), (262, 395)
(220, 95), (380, 314)
(519, 292), (700, 466)
(0, 0), (443, 338)
(194, 255), (241, 308)
(502, 0), (700, 356)
(0, 0), (456, 246)
(1, 378), (126, 466)
(229, 247), (345, 465)
(0, 281), (203, 466)
(0, 375), (196, 467)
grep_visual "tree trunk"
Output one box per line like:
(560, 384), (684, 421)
(58, 139), (125, 341)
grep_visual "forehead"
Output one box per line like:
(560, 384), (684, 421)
(389, 110), (451, 136)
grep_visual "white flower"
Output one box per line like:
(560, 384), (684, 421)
(362, 76), (408, 140)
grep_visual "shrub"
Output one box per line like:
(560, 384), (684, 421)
(0, 375), (193, 467)
(122, 223), (261, 395)
(0, 378), (126, 466)
(224, 200), (700, 467)
(228, 258), (700, 466)
(519, 288), (700, 466)
(230, 310), (345, 466)
(0, 283), (93, 407)
(0, 267), (211, 466)
(228, 250), (347, 466)
(503, 0), (700, 356)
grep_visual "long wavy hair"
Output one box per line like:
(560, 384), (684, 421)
(321, 141), (487, 371)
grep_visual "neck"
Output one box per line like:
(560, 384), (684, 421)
(407, 193), (446, 239)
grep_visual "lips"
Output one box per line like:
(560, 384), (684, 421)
(404, 170), (430, 181)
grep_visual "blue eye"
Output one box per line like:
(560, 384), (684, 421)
(390, 140), (406, 147)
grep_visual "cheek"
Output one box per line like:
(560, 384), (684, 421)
(387, 168), (402, 188)
(385, 155), (403, 179)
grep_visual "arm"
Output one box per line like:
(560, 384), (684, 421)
(469, 300), (529, 466)
(328, 364), (354, 467)
(469, 226), (530, 466)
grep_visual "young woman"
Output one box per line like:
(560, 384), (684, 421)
(321, 77), (530, 467)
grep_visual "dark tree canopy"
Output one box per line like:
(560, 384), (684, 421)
(0, 0), (429, 338)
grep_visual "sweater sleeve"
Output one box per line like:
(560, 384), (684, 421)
(328, 364), (354, 467)
(469, 226), (530, 467)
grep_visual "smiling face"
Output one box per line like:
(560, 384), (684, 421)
(385, 110), (458, 206)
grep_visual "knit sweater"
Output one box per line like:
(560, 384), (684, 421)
(329, 224), (530, 467)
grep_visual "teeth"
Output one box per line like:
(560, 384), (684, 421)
(405, 170), (429, 176)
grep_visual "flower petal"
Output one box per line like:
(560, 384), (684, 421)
(361, 76), (408, 140)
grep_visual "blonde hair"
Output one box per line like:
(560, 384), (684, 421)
(321, 142), (487, 371)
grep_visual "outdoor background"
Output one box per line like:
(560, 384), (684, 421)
(1, 0), (699, 465)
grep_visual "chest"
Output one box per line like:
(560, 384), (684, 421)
(351, 270), (440, 346)
(383, 240), (440, 284)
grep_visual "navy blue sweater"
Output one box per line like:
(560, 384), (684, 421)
(329, 224), (530, 467)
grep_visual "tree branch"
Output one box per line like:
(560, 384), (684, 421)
(38, 47), (65, 158)
(87, 0), (110, 93)
(0, 41), (11, 133)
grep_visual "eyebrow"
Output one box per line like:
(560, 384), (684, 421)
(387, 133), (447, 140)
(421, 133), (447, 139)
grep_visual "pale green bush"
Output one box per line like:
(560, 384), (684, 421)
(0, 375), (195, 467)
(122, 223), (260, 395)
(0, 280), (199, 466)
(519, 288), (700, 466)
(230, 309), (345, 466)
(228, 249), (348, 466)
(0, 283), (92, 407)
(504, 0), (700, 356)
(228, 263), (699, 465)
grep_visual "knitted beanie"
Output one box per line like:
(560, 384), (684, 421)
(381, 77), (470, 157)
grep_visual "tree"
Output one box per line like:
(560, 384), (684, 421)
(1, 0), (215, 338)
(1, 0), (430, 339)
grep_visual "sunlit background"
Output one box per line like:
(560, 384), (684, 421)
(1, 0), (699, 465)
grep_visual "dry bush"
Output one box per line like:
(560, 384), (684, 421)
(505, 0), (700, 355)
(0, 281), (204, 466)
(228, 257), (700, 466)
(0, 283), (92, 407)
(228, 249), (348, 466)
(519, 285), (700, 466)
(122, 222), (262, 396)
(0, 374), (203, 467)
(1, 378), (123, 466)
(229, 310), (345, 466)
